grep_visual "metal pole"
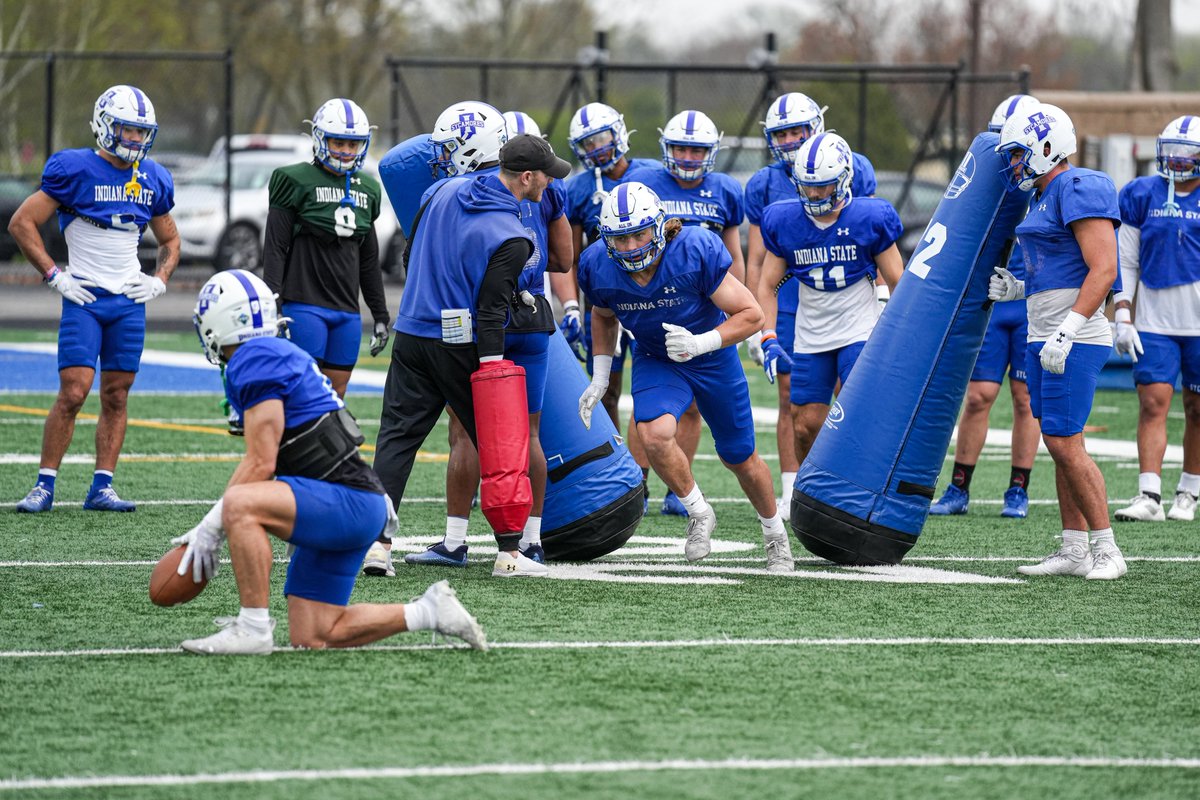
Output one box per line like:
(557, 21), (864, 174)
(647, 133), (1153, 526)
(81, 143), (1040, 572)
(480, 64), (489, 102)
(595, 30), (608, 105)
(857, 68), (868, 154)
(667, 69), (677, 119)
(224, 48), (233, 247)
(45, 53), (55, 163)
(389, 62), (400, 145)
(949, 62), (962, 174)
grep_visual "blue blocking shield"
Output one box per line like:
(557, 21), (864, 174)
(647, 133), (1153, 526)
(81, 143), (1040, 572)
(539, 330), (645, 560)
(790, 132), (1032, 565)
(378, 134), (438, 237)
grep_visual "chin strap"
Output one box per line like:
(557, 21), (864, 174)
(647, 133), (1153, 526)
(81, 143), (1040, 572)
(340, 170), (355, 207)
(1163, 179), (1182, 217)
(123, 159), (142, 199)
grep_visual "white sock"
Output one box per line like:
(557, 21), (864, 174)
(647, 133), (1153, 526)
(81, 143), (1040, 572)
(1090, 527), (1116, 550)
(757, 511), (786, 536)
(38, 468), (57, 478)
(1178, 472), (1200, 496)
(521, 516), (542, 548)
(444, 516), (469, 550)
(780, 471), (796, 497)
(237, 607), (271, 634)
(403, 596), (435, 631)
(1062, 529), (1089, 550)
(679, 482), (710, 516)
(1139, 472), (1162, 498)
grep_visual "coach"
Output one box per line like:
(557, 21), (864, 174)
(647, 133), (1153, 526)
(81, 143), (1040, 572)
(372, 133), (571, 572)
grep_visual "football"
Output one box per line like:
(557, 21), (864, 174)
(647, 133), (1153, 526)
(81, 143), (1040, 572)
(149, 544), (208, 607)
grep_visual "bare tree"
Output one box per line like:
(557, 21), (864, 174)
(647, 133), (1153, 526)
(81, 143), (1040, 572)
(1129, 0), (1176, 91)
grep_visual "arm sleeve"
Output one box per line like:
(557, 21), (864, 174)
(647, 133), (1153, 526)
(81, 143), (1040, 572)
(476, 237), (533, 359)
(1116, 224), (1141, 304)
(261, 207), (297, 295)
(358, 226), (389, 325)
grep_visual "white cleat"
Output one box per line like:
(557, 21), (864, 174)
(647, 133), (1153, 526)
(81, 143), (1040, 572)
(1017, 537), (1093, 577)
(1085, 545), (1128, 581)
(684, 507), (716, 562)
(1115, 493), (1165, 522)
(776, 497), (791, 524)
(492, 550), (549, 578)
(362, 541), (395, 577)
(1167, 492), (1197, 522)
(181, 617), (275, 655)
(420, 580), (489, 651)
(763, 528), (795, 573)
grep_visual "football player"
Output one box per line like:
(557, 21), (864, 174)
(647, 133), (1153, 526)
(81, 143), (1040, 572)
(744, 92), (878, 517)
(13, 85), (178, 513)
(756, 133), (902, 477)
(261, 98), (388, 400)
(930, 94), (1042, 519)
(1113, 115), (1200, 523)
(991, 103), (1126, 579)
(577, 182), (794, 572)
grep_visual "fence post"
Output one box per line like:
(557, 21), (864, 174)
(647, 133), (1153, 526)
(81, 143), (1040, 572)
(950, 60), (962, 173)
(44, 53), (55, 163)
(857, 67), (868, 154)
(224, 48), (233, 242)
(595, 30), (608, 105)
(389, 60), (400, 145)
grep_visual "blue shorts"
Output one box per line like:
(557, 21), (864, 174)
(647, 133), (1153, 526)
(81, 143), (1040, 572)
(584, 309), (631, 375)
(279, 476), (388, 606)
(775, 310), (796, 377)
(57, 288), (145, 372)
(1133, 332), (1200, 392)
(630, 345), (756, 464)
(505, 331), (550, 414)
(1026, 341), (1109, 437)
(282, 302), (361, 371)
(789, 341), (866, 406)
(972, 299), (1028, 383)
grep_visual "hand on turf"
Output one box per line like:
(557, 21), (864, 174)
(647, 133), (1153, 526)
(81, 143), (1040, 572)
(369, 320), (390, 357)
(988, 266), (1024, 302)
(746, 330), (765, 367)
(761, 332), (792, 385)
(171, 501), (226, 583)
(122, 273), (166, 304)
(48, 269), (96, 305)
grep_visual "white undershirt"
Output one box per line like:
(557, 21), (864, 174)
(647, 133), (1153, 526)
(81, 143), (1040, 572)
(63, 218), (143, 293)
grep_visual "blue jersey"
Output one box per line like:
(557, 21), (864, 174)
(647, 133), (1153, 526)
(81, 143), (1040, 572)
(378, 134), (438, 237)
(759, 197), (903, 291)
(1018, 168), (1120, 297)
(1007, 240), (1026, 281)
(565, 158), (658, 244)
(225, 336), (343, 427)
(42, 148), (173, 233)
(517, 179), (566, 295)
(1118, 175), (1200, 289)
(577, 226), (732, 363)
(396, 173), (531, 340)
(638, 165), (744, 233)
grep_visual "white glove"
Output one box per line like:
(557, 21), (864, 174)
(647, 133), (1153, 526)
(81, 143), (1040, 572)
(1114, 308), (1143, 363)
(122, 273), (166, 304)
(988, 266), (1025, 302)
(746, 330), (765, 367)
(46, 267), (96, 305)
(171, 499), (226, 583)
(1040, 311), (1088, 375)
(662, 323), (722, 363)
(875, 282), (891, 310)
(579, 354), (612, 430)
(381, 495), (399, 541)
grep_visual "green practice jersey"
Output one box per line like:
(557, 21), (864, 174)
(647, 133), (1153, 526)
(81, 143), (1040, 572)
(268, 161), (381, 242)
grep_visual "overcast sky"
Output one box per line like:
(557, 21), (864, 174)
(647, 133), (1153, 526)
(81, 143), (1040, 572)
(597, 0), (1200, 51)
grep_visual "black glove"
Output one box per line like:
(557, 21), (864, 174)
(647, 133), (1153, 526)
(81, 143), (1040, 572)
(369, 320), (390, 357)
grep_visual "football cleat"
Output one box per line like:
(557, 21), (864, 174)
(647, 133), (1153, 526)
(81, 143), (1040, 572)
(83, 486), (136, 512)
(777, 497), (791, 524)
(1085, 545), (1128, 580)
(362, 541), (395, 577)
(763, 528), (795, 573)
(492, 550), (549, 577)
(928, 484), (969, 516)
(684, 506), (716, 562)
(1115, 493), (1165, 522)
(1000, 486), (1029, 519)
(16, 484), (53, 513)
(1167, 491), (1197, 522)
(419, 580), (488, 651)
(660, 490), (687, 517)
(403, 541), (469, 568)
(181, 616), (275, 655)
(519, 543), (545, 564)
(1017, 537), (1093, 577)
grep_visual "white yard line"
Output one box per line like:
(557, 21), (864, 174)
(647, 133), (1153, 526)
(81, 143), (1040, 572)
(2, 755), (1198, 791)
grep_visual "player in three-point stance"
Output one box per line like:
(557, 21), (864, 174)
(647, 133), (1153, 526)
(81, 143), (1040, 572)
(577, 182), (794, 572)
(991, 103), (1127, 580)
(12, 84), (179, 514)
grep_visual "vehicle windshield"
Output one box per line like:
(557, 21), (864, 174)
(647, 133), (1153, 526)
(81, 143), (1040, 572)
(187, 153), (294, 190)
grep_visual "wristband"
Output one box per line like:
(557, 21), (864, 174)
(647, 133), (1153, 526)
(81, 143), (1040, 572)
(761, 329), (778, 344)
(591, 354), (613, 385)
(695, 329), (723, 355)
(562, 300), (579, 311)
(1114, 307), (1132, 325)
(1058, 310), (1089, 337)
(43, 266), (61, 283)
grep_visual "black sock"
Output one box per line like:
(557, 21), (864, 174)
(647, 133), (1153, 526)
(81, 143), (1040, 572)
(951, 462), (975, 491)
(1009, 467), (1031, 491)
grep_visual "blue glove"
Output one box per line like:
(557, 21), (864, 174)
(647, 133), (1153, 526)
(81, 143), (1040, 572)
(761, 331), (791, 385)
(559, 300), (586, 362)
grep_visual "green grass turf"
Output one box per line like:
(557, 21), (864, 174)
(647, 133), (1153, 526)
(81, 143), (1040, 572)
(1, 347), (1199, 797)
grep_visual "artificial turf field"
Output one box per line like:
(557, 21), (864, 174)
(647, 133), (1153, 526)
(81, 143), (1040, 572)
(1, 329), (1198, 799)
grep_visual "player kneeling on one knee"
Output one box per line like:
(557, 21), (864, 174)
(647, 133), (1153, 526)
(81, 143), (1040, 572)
(576, 182), (794, 572)
(174, 270), (487, 655)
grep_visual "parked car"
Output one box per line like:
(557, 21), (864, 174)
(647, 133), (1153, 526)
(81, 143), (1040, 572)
(143, 138), (401, 274)
(872, 170), (945, 260)
(0, 175), (68, 263)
